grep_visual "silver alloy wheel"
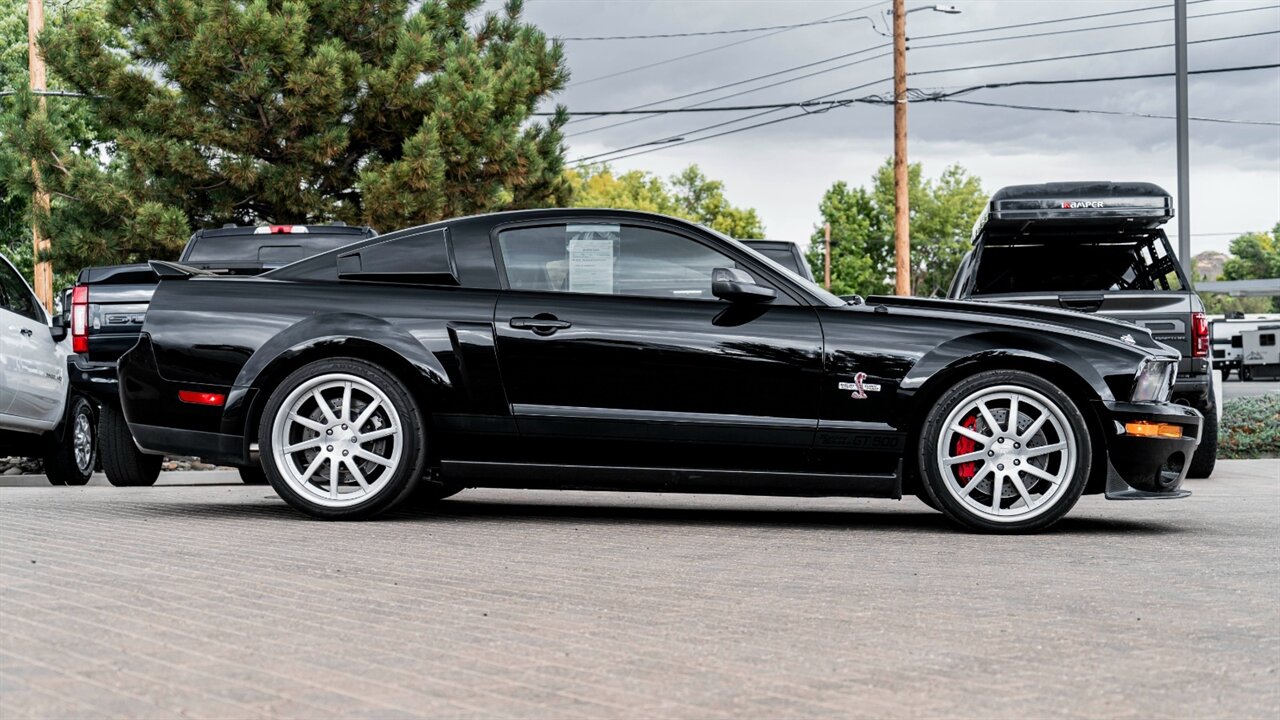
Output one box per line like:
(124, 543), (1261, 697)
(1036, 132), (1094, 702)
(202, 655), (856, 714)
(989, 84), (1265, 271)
(936, 384), (1077, 523)
(270, 373), (403, 508)
(73, 410), (93, 474)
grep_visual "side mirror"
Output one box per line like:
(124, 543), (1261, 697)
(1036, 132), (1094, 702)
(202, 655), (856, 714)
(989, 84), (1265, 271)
(712, 267), (775, 304)
(50, 314), (68, 343)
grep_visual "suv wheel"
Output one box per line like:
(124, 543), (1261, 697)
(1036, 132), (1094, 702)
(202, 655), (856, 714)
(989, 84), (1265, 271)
(918, 370), (1091, 533)
(43, 395), (96, 486)
(99, 403), (162, 487)
(1187, 395), (1217, 479)
(259, 358), (428, 520)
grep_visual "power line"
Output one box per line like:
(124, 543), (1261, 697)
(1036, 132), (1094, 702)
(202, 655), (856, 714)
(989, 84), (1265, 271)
(936, 99), (1280, 127)
(570, 63), (1280, 165)
(559, 14), (885, 41)
(560, 2), (1275, 138)
(567, 1), (886, 88)
(914, 4), (1279, 51)
(547, 30), (1280, 119)
(911, 0), (1211, 40)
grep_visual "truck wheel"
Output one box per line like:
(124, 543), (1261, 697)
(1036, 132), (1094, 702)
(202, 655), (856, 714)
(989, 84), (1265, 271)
(259, 358), (428, 520)
(99, 404), (162, 487)
(237, 466), (269, 485)
(918, 370), (1091, 534)
(1187, 397), (1218, 479)
(43, 395), (96, 486)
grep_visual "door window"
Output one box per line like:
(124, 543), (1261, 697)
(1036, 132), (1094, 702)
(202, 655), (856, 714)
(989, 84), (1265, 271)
(497, 223), (752, 300)
(0, 260), (42, 322)
(1261, 334), (1276, 347)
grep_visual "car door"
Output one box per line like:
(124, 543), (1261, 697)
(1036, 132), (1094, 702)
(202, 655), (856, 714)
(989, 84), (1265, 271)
(0, 259), (64, 429)
(491, 218), (824, 468)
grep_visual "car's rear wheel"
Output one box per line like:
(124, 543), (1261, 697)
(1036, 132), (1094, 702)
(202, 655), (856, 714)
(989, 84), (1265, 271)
(259, 358), (427, 520)
(100, 403), (162, 487)
(918, 370), (1091, 533)
(43, 395), (96, 486)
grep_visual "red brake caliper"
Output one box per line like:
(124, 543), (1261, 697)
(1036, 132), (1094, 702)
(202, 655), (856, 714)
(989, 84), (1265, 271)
(954, 415), (979, 484)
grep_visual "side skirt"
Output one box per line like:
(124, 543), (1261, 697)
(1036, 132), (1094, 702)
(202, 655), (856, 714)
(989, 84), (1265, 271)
(440, 460), (902, 499)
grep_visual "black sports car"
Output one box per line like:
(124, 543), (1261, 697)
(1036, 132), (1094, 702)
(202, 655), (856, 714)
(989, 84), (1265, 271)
(118, 209), (1200, 532)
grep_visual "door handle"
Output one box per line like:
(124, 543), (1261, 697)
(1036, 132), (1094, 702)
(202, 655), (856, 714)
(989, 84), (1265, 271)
(509, 316), (572, 334)
(19, 328), (32, 337)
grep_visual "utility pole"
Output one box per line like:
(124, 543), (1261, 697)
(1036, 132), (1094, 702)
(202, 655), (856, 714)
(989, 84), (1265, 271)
(823, 222), (832, 290)
(28, 0), (52, 312)
(892, 0), (910, 296)
(1174, 0), (1192, 277)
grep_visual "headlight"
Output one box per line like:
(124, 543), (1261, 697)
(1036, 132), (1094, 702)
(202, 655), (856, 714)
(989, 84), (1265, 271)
(1130, 359), (1176, 402)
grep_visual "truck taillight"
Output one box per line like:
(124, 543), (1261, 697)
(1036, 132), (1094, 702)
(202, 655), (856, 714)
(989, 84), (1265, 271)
(1191, 311), (1209, 358)
(71, 284), (89, 354)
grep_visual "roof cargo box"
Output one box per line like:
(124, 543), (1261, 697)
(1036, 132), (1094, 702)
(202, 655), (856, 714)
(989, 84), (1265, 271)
(972, 181), (1173, 241)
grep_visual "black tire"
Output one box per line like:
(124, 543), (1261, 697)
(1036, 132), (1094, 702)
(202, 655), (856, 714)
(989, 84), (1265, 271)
(99, 403), (162, 487)
(1187, 396), (1218, 479)
(406, 480), (462, 506)
(237, 466), (270, 485)
(258, 357), (428, 520)
(43, 395), (96, 486)
(918, 369), (1091, 534)
(915, 491), (940, 512)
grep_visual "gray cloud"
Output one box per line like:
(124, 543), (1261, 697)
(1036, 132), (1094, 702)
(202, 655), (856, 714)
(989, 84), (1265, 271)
(502, 0), (1280, 249)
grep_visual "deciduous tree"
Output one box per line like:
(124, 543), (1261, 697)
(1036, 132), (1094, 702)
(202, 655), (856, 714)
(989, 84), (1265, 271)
(566, 163), (765, 238)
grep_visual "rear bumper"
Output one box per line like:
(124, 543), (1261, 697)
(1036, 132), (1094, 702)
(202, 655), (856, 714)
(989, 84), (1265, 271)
(68, 355), (121, 406)
(1098, 400), (1201, 500)
(118, 333), (249, 465)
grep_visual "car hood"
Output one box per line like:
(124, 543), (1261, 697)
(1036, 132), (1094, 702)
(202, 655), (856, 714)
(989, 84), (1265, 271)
(863, 295), (1177, 358)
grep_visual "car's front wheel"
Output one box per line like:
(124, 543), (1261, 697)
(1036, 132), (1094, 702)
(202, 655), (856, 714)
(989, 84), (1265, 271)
(918, 370), (1091, 533)
(43, 395), (96, 486)
(259, 358), (428, 519)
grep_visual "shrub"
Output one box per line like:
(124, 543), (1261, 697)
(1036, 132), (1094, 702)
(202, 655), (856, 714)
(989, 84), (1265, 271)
(1218, 395), (1280, 459)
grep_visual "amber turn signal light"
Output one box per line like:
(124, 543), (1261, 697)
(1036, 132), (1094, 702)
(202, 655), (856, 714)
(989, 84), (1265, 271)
(178, 390), (226, 406)
(1124, 421), (1182, 439)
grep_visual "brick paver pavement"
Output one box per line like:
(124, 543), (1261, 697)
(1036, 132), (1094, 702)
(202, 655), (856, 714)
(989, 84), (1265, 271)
(1, 460), (1277, 719)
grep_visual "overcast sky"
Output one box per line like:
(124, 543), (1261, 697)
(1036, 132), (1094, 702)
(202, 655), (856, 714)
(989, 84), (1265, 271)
(499, 0), (1280, 256)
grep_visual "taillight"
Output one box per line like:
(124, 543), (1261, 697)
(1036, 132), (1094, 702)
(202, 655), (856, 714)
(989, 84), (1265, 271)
(1191, 312), (1209, 358)
(71, 284), (89, 354)
(178, 390), (226, 406)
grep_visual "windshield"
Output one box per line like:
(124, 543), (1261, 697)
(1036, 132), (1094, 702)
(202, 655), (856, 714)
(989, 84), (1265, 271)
(971, 234), (1187, 295)
(183, 233), (366, 266)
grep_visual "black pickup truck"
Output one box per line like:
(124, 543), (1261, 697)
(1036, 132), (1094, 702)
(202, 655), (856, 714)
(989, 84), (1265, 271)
(948, 181), (1216, 478)
(70, 223), (376, 486)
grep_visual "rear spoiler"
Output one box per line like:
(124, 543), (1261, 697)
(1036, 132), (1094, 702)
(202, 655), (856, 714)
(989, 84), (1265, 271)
(149, 260), (216, 280)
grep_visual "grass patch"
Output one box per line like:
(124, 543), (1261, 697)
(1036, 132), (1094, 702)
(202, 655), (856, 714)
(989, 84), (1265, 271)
(1219, 394), (1280, 459)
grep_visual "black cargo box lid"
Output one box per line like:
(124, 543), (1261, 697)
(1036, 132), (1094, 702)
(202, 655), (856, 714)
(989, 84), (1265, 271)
(972, 181), (1173, 241)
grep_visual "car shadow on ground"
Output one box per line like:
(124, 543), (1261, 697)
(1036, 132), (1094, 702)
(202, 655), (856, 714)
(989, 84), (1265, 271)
(124, 493), (1186, 536)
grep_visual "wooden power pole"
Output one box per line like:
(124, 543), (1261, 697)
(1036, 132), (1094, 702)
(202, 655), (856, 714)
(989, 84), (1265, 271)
(28, 0), (53, 312)
(823, 222), (831, 290)
(891, 0), (910, 297)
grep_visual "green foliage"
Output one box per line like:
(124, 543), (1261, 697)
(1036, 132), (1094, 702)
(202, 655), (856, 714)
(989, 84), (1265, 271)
(1219, 394), (1280, 459)
(809, 158), (985, 297)
(565, 163), (765, 238)
(1219, 223), (1280, 312)
(3, 0), (569, 274)
(1199, 293), (1274, 316)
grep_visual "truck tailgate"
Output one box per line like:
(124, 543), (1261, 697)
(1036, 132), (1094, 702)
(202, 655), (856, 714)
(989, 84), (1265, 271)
(973, 291), (1194, 357)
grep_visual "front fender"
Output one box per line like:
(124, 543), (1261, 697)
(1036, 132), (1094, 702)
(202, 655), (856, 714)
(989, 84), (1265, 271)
(897, 331), (1120, 424)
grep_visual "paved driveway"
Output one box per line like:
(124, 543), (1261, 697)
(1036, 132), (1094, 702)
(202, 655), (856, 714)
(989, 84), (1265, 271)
(1223, 379), (1280, 400)
(2, 461), (1277, 719)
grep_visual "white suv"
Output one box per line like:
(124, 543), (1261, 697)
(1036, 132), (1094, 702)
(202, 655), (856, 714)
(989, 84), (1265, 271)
(1, 253), (97, 484)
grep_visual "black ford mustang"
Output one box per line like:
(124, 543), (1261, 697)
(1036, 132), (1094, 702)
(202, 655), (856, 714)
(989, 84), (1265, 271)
(119, 209), (1200, 532)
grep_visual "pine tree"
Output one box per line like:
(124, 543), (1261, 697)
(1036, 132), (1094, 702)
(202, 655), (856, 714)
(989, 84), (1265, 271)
(8, 0), (569, 270)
